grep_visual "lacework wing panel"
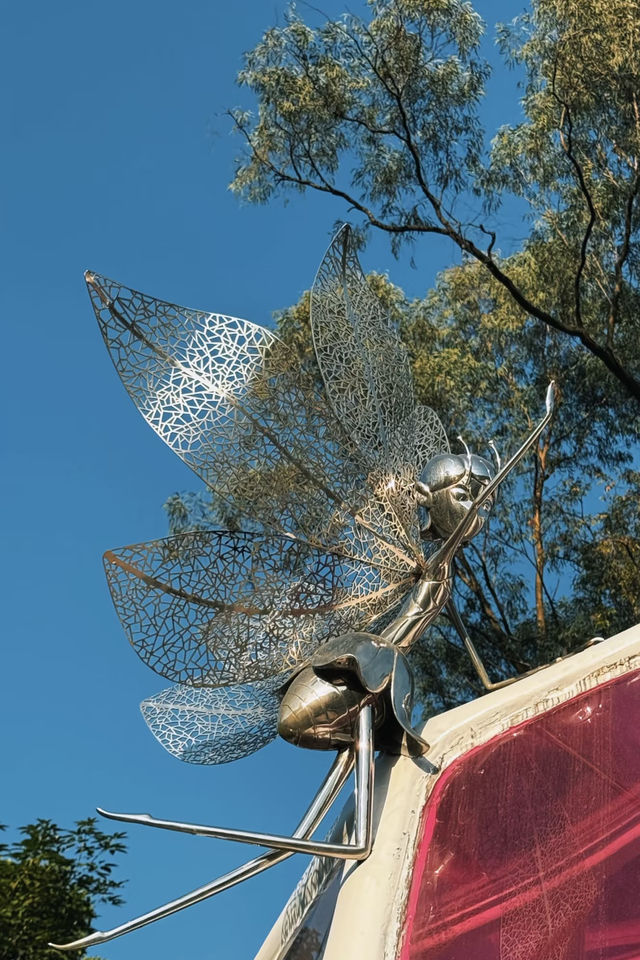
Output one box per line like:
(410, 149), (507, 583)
(87, 272), (424, 571)
(311, 226), (415, 469)
(140, 678), (285, 765)
(104, 530), (416, 687)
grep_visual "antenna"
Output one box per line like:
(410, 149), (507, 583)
(488, 439), (502, 473)
(456, 435), (472, 486)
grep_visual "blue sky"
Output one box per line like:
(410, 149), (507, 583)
(2, 2), (524, 957)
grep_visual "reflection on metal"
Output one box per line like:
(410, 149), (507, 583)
(50, 748), (353, 950)
(100, 704), (375, 860)
(52, 226), (555, 952)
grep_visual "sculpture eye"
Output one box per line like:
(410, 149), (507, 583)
(452, 487), (471, 502)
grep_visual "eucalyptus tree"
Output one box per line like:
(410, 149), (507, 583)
(230, 0), (640, 400)
(166, 0), (640, 708)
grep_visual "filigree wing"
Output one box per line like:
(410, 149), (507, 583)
(105, 530), (416, 687)
(311, 225), (415, 469)
(140, 677), (285, 765)
(87, 271), (289, 496)
(87, 272), (421, 571)
(388, 404), (451, 474)
(310, 228), (451, 549)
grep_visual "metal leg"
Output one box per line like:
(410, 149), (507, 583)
(49, 748), (353, 952)
(446, 599), (548, 691)
(97, 704), (375, 861)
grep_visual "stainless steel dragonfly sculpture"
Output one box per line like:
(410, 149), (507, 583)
(52, 225), (554, 951)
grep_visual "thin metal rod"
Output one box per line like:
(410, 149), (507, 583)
(446, 599), (549, 691)
(97, 708), (375, 861)
(49, 748), (353, 951)
(354, 704), (374, 855)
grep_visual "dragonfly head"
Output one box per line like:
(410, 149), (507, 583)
(416, 452), (495, 541)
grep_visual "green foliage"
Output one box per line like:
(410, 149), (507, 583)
(147, 0), (640, 710)
(231, 1), (488, 247)
(490, 0), (640, 385)
(219, 0), (640, 709)
(396, 255), (640, 707)
(0, 819), (125, 960)
(231, 0), (640, 400)
(268, 267), (640, 711)
(573, 470), (640, 638)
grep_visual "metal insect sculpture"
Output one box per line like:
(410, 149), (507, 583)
(52, 226), (554, 951)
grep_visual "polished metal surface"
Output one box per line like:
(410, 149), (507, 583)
(49, 748), (353, 950)
(416, 452), (494, 541)
(277, 665), (377, 751)
(52, 227), (556, 951)
(381, 381), (555, 653)
(96, 704), (375, 861)
(309, 632), (430, 756)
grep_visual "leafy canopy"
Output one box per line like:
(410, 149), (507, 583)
(202, 0), (639, 708)
(0, 819), (125, 960)
(231, 0), (640, 400)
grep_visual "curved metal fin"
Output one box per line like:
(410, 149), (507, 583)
(389, 650), (429, 757)
(311, 632), (396, 693)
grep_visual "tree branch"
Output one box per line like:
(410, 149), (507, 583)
(454, 550), (510, 644)
(466, 540), (513, 636)
(607, 167), (640, 347)
(231, 112), (449, 238)
(551, 59), (597, 330)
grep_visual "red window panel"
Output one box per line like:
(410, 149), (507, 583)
(400, 669), (640, 960)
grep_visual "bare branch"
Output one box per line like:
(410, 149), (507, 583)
(454, 550), (510, 643)
(230, 111), (449, 237)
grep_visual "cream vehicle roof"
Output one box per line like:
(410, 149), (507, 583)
(255, 623), (640, 960)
